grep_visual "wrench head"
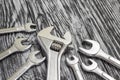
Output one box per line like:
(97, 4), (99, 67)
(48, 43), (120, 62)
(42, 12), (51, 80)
(79, 39), (100, 56)
(24, 23), (36, 32)
(81, 59), (97, 72)
(28, 51), (46, 65)
(37, 26), (72, 55)
(66, 55), (79, 66)
(14, 38), (31, 51)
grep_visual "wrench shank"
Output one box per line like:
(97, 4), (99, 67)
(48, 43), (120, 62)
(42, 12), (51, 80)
(0, 46), (17, 60)
(8, 60), (33, 80)
(96, 49), (120, 69)
(72, 64), (84, 80)
(0, 27), (24, 34)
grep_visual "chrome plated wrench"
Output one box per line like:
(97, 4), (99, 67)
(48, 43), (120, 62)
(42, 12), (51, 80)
(0, 38), (31, 60)
(66, 55), (84, 80)
(79, 39), (120, 69)
(37, 26), (72, 80)
(82, 59), (116, 80)
(0, 23), (36, 34)
(7, 51), (46, 80)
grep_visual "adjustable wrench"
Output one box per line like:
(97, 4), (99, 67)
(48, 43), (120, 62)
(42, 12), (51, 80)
(79, 39), (120, 69)
(81, 59), (116, 80)
(0, 38), (31, 60)
(7, 51), (46, 80)
(37, 26), (72, 80)
(0, 23), (36, 34)
(66, 55), (84, 80)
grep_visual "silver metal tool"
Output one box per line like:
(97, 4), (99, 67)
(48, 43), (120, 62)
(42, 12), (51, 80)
(0, 38), (31, 60)
(81, 59), (116, 80)
(37, 26), (72, 80)
(0, 23), (36, 34)
(79, 39), (120, 69)
(7, 51), (46, 80)
(66, 55), (84, 80)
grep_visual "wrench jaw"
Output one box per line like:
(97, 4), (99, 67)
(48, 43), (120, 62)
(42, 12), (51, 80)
(66, 55), (79, 66)
(28, 51), (46, 65)
(79, 39), (100, 56)
(81, 59), (98, 72)
(14, 38), (32, 52)
(24, 23), (36, 32)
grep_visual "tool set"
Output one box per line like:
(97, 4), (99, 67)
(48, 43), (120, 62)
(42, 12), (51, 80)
(0, 23), (119, 80)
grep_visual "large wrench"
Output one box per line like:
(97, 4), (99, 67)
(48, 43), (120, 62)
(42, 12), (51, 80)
(79, 39), (120, 69)
(7, 51), (46, 80)
(81, 59), (116, 80)
(66, 55), (84, 80)
(0, 38), (31, 60)
(37, 26), (72, 80)
(0, 23), (36, 34)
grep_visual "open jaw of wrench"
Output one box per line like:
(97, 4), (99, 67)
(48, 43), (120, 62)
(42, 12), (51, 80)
(0, 23), (36, 34)
(81, 59), (116, 80)
(7, 51), (46, 80)
(66, 55), (84, 80)
(79, 39), (120, 69)
(0, 38), (31, 60)
(37, 26), (72, 80)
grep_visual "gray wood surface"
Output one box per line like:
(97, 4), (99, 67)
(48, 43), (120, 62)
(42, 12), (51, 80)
(0, 0), (120, 80)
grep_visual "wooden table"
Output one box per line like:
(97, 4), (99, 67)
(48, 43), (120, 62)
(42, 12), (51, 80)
(0, 0), (120, 80)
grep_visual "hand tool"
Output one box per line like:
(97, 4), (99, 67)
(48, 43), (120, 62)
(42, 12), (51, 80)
(66, 55), (84, 80)
(0, 38), (31, 60)
(7, 51), (46, 80)
(81, 59), (116, 80)
(0, 23), (36, 34)
(79, 39), (120, 69)
(37, 26), (72, 80)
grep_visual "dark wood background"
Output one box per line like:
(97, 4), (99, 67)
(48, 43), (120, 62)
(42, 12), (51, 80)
(0, 0), (120, 80)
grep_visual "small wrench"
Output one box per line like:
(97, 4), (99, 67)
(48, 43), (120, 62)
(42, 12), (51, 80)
(79, 39), (120, 69)
(7, 51), (46, 80)
(81, 59), (116, 80)
(37, 26), (72, 80)
(0, 23), (36, 34)
(66, 55), (84, 80)
(0, 38), (31, 60)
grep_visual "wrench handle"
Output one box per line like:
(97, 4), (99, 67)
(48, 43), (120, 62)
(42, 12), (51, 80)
(96, 49), (120, 69)
(0, 27), (24, 34)
(7, 60), (33, 80)
(0, 45), (17, 60)
(47, 51), (60, 80)
(72, 64), (84, 80)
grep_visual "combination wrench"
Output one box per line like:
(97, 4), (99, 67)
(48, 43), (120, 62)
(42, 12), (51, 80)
(66, 55), (84, 80)
(0, 38), (31, 60)
(0, 23), (36, 34)
(81, 59), (116, 80)
(37, 26), (72, 80)
(7, 51), (46, 80)
(79, 39), (120, 69)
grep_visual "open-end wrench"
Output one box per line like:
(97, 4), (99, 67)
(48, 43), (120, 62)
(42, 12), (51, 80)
(0, 23), (36, 34)
(0, 38), (31, 60)
(79, 39), (120, 69)
(81, 59), (116, 80)
(66, 55), (84, 80)
(37, 26), (72, 80)
(7, 51), (46, 80)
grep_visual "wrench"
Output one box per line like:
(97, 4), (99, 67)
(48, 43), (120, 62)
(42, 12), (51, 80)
(0, 38), (31, 60)
(79, 39), (120, 69)
(66, 55), (84, 80)
(81, 59), (116, 80)
(0, 23), (36, 34)
(7, 51), (46, 80)
(37, 26), (72, 80)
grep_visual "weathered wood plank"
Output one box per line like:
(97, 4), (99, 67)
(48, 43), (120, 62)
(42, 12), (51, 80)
(0, 0), (120, 80)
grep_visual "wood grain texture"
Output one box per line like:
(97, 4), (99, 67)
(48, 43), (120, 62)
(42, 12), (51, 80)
(0, 0), (120, 80)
